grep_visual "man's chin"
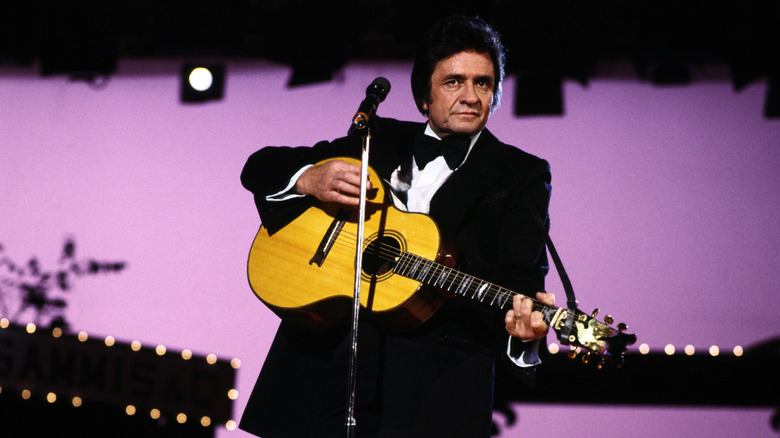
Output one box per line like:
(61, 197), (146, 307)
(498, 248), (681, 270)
(431, 118), (488, 137)
(450, 122), (486, 137)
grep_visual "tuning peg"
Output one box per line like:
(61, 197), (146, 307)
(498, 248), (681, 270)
(604, 314), (614, 325)
(581, 352), (595, 365)
(617, 322), (627, 332)
(591, 308), (599, 318)
(567, 348), (577, 360)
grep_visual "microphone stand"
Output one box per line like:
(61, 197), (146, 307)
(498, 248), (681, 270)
(345, 117), (373, 438)
(344, 77), (389, 438)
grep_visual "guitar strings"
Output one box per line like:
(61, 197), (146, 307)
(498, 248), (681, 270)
(303, 227), (632, 355)
(322, 227), (554, 314)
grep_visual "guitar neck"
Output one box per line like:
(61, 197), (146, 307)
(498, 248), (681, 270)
(392, 251), (561, 323)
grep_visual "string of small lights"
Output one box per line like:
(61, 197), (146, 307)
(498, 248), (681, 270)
(547, 340), (744, 357)
(0, 318), (239, 432)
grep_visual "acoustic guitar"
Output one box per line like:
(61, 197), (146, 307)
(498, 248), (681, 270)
(247, 158), (635, 364)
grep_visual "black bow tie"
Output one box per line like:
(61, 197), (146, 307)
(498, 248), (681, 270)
(412, 133), (471, 170)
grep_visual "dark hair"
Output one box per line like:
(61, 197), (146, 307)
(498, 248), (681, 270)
(411, 15), (506, 115)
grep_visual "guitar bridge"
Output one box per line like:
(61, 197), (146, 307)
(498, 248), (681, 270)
(309, 209), (350, 267)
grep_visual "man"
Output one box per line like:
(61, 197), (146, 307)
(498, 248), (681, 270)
(240, 15), (554, 438)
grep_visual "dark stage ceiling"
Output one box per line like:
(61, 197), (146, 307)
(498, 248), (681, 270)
(1, 1), (778, 84)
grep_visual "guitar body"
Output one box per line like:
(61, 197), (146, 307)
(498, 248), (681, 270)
(247, 158), (453, 331)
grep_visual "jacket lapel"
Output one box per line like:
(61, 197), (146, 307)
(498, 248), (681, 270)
(429, 129), (506, 237)
(365, 122), (508, 239)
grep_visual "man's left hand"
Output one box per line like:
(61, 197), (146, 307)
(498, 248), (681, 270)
(505, 292), (554, 340)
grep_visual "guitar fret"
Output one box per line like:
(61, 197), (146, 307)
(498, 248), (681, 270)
(404, 257), (414, 276)
(490, 287), (501, 306)
(488, 287), (498, 306)
(394, 253), (410, 276)
(418, 260), (432, 282)
(456, 277), (471, 296)
(467, 278), (477, 295)
(410, 258), (423, 279)
(475, 282), (488, 301)
(446, 271), (459, 291)
(402, 256), (413, 276)
(396, 253), (409, 270)
(435, 267), (449, 287)
(496, 290), (511, 308)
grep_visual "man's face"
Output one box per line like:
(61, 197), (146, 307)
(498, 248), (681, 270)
(422, 50), (495, 138)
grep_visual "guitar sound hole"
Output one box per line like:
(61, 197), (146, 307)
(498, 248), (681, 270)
(362, 236), (401, 277)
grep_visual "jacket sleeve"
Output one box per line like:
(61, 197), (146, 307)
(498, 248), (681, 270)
(454, 148), (551, 385)
(240, 136), (359, 233)
(498, 153), (552, 386)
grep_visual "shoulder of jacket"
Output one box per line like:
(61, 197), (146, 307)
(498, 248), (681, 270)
(481, 129), (550, 172)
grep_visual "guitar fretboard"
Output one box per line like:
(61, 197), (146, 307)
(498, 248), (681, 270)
(390, 252), (634, 362)
(393, 252), (515, 310)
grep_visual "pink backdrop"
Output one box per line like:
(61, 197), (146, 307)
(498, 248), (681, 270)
(1, 59), (778, 437)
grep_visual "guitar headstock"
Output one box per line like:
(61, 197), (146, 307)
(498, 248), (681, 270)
(549, 307), (636, 368)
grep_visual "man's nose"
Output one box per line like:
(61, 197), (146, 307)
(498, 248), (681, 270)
(459, 82), (479, 103)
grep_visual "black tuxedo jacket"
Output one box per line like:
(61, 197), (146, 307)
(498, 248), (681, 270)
(239, 117), (551, 437)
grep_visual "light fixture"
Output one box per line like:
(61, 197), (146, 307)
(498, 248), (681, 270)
(180, 64), (225, 103)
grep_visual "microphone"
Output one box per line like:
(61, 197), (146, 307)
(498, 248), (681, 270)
(349, 77), (391, 134)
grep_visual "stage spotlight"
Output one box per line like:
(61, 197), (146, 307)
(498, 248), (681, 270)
(181, 64), (224, 103)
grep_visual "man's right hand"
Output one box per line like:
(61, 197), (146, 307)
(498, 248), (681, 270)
(295, 159), (372, 206)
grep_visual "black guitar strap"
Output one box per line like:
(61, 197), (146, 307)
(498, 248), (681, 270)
(506, 153), (579, 346)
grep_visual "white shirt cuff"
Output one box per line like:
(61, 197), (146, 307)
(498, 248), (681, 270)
(266, 165), (313, 201)
(507, 337), (542, 367)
